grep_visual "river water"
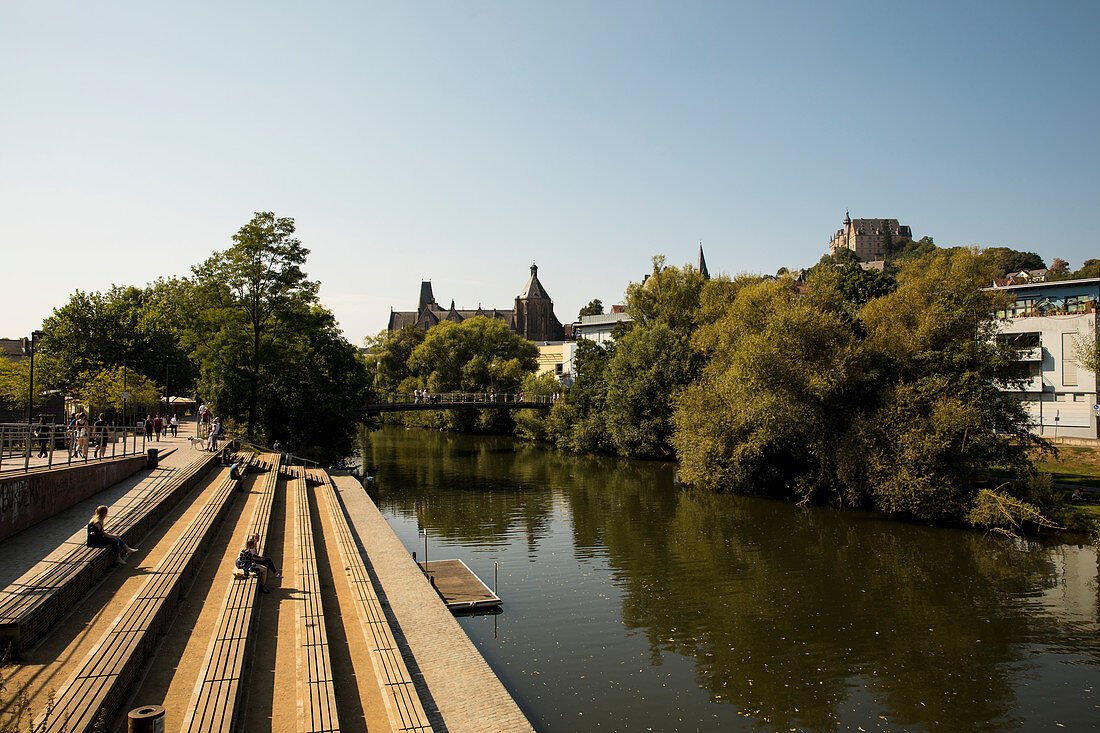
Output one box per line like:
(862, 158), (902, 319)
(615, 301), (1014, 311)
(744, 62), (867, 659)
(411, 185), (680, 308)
(362, 427), (1099, 732)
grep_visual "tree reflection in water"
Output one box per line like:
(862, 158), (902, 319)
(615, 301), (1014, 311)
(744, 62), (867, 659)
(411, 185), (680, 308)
(365, 427), (1099, 732)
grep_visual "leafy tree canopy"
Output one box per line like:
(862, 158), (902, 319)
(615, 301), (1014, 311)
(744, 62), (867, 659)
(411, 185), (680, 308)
(37, 279), (197, 396)
(578, 299), (604, 318)
(407, 317), (538, 394)
(188, 212), (367, 459)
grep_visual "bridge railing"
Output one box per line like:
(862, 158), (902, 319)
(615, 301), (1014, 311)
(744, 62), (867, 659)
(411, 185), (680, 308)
(379, 392), (556, 406)
(0, 422), (149, 473)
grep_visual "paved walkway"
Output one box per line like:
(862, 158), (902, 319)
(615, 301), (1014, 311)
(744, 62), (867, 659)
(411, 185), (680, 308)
(333, 475), (535, 733)
(0, 424), (204, 474)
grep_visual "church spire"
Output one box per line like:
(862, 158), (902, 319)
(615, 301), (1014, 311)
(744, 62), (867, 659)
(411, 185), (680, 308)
(698, 244), (710, 281)
(519, 262), (550, 300)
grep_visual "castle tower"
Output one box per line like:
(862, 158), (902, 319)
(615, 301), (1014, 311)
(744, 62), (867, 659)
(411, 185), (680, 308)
(418, 281), (438, 312)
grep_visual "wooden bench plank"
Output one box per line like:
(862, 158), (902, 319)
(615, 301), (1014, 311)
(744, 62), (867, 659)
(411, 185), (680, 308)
(293, 465), (340, 733)
(0, 451), (219, 655)
(181, 454), (281, 733)
(317, 470), (432, 732)
(36, 457), (250, 733)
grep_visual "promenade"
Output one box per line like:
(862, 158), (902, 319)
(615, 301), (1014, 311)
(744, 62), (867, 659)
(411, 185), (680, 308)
(0, 423), (532, 732)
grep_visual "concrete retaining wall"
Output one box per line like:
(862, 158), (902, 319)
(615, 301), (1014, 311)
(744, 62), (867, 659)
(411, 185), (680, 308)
(0, 456), (148, 542)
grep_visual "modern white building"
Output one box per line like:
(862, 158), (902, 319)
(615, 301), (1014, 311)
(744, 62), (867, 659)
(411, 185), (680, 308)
(989, 277), (1099, 439)
(576, 312), (632, 345)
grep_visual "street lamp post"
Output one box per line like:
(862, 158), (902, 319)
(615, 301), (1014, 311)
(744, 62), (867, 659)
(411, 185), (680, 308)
(25, 330), (45, 463)
(26, 330), (46, 424)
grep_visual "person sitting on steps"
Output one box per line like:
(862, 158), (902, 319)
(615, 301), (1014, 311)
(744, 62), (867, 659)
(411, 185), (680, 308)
(229, 458), (245, 492)
(236, 533), (280, 593)
(87, 505), (137, 565)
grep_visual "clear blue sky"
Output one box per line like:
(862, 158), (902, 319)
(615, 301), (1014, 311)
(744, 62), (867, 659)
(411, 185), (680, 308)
(2, 1), (1097, 342)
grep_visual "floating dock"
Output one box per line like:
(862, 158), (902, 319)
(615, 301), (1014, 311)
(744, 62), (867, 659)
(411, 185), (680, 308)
(422, 559), (503, 613)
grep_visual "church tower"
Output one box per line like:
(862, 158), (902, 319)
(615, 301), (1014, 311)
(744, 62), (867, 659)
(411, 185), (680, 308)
(513, 263), (564, 342)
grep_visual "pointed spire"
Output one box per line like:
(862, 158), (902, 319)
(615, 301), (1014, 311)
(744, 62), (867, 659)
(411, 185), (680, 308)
(418, 281), (436, 311)
(519, 262), (550, 300)
(698, 244), (710, 281)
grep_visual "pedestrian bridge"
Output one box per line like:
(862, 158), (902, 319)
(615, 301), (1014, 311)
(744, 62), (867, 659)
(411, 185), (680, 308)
(362, 392), (554, 414)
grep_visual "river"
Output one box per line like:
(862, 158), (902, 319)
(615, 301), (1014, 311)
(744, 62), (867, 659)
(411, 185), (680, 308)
(362, 426), (1098, 732)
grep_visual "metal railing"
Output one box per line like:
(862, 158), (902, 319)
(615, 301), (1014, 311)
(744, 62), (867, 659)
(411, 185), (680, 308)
(0, 422), (149, 473)
(378, 392), (557, 406)
(231, 437), (320, 468)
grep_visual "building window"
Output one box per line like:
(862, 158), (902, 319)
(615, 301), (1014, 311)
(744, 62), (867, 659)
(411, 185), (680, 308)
(1062, 332), (1078, 387)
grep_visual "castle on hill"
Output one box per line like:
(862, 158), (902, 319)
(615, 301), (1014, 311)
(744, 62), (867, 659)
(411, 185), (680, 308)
(387, 263), (566, 342)
(828, 211), (911, 261)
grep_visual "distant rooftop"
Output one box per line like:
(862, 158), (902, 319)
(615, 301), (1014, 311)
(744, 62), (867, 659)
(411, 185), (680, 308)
(985, 276), (1100, 292)
(578, 312), (632, 327)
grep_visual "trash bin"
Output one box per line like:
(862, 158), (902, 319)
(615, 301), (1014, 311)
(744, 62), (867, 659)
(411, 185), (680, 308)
(146, 448), (159, 469)
(128, 705), (165, 733)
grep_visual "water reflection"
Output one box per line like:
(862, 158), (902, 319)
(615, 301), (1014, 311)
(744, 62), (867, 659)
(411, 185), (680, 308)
(365, 428), (1099, 732)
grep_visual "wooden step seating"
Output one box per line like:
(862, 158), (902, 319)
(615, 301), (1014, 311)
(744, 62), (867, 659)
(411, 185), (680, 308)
(0, 450), (218, 656)
(317, 470), (433, 732)
(292, 466), (340, 732)
(36, 453), (252, 733)
(180, 453), (282, 733)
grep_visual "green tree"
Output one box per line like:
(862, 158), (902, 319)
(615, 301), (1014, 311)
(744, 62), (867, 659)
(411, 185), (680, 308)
(852, 249), (1040, 519)
(1047, 257), (1070, 278)
(976, 247), (1045, 279)
(578, 299), (604, 318)
(407, 317), (537, 393)
(605, 322), (696, 457)
(76, 365), (161, 419)
(261, 305), (371, 459)
(1074, 332), (1099, 376)
(37, 280), (197, 396)
(188, 212), (367, 458)
(625, 256), (707, 334)
(0, 359), (32, 412)
(1072, 258), (1100, 279)
(192, 212), (316, 441)
(672, 249), (1041, 523)
(513, 371), (560, 441)
(830, 263), (896, 307)
(672, 278), (872, 502)
(368, 326), (427, 393)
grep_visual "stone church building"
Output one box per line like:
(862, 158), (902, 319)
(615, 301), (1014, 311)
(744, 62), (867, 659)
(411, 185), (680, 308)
(387, 263), (566, 342)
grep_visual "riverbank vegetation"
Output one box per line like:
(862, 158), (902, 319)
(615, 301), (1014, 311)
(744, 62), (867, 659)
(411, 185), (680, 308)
(366, 316), (544, 434)
(18, 212), (369, 461)
(536, 248), (1077, 530)
(364, 243), (1093, 531)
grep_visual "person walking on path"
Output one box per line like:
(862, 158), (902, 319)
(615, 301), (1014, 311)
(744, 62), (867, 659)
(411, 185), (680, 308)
(206, 417), (224, 451)
(75, 412), (89, 459)
(143, 415), (153, 441)
(66, 414), (77, 457)
(92, 413), (109, 459)
(87, 505), (137, 565)
(153, 414), (164, 442)
(34, 416), (49, 458)
(170, 413), (178, 437)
